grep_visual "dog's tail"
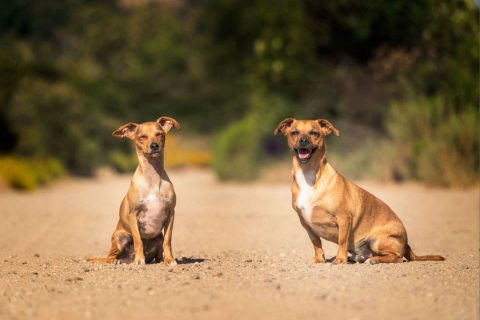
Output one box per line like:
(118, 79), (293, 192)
(404, 244), (445, 261)
(86, 258), (108, 262)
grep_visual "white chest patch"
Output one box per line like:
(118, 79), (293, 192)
(295, 170), (315, 224)
(138, 194), (169, 238)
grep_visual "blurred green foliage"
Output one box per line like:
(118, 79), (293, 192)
(0, 156), (64, 190)
(331, 94), (479, 187)
(388, 94), (479, 187)
(108, 150), (138, 174)
(0, 0), (478, 188)
(213, 93), (289, 180)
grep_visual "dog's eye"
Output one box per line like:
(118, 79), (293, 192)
(155, 133), (163, 137)
(310, 131), (319, 136)
(291, 131), (299, 136)
(139, 135), (147, 139)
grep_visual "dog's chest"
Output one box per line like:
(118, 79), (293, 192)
(295, 170), (337, 240)
(295, 170), (315, 222)
(138, 194), (169, 238)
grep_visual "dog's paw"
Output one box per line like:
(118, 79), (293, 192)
(133, 259), (146, 266)
(332, 256), (347, 264)
(164, 258), (177, 267)
(312, 256), (326, 264)
(364, 258), (379, 265)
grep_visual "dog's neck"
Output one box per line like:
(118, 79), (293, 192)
(292, 145), (335, 185)
(136, 147), (165, 187)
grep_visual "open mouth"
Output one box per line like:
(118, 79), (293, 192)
(294, 147), (317, 163)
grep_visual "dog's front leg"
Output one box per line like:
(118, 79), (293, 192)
(299, 218), (325, 264)
(162, 211), (177, 266)
(333, 215), (352, 264)
(128, 211), (145, 265)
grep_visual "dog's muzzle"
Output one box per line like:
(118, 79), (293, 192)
(294, 147), (317, 164)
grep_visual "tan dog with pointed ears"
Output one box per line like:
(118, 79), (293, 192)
(88, 117), (180, 266)
(274, 118), (444, 264)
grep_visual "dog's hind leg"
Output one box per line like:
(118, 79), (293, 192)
(88, 222), (132, 264)
(364, 236), (404, 264)
(106, 230), (132, 264)
(141, 233), (164, 264)
(153, 233), (164, 264)
(365, 254), (403, 264)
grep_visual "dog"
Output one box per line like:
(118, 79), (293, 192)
(88, 117), (180, 266)
(274, 118), (444, 264)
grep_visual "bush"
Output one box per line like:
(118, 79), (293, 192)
(387, 94), (479, 187)
(8, 78), (103, 176)
(164, 134), (212, 167)
(109, 151), (138, 173)
(0, 156), (65, 190)
(329, 139), (401, 182)
(213, 94), (289, 181)
(305, 94), (479, 188)
(0, 157), (38, 190)
(213, 114), (262, 180)
(36, 157), (66, 184)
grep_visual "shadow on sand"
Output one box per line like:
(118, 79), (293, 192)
(176, 257), (206, 265)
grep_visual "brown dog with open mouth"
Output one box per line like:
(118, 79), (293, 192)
(88, 117), (180, 266)
(274, 118), (444, 264)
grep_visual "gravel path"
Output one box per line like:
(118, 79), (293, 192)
(0, 169), (478, 320)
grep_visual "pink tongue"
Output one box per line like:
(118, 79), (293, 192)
(299, 149), (310, 159)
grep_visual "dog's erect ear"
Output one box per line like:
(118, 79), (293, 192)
(317, 119), (340, 137)
(274, 118), (295, 136)
(157, 117), (181, 133)
(112, 123), (138, 139)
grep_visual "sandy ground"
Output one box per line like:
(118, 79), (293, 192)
(0, 168), (478, 320)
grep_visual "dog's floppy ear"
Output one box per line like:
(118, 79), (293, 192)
(274, 118), (295, 136)
(157, 117), (181, 133)
(112, 123), (138, 139)
(317, 119), (340, 137)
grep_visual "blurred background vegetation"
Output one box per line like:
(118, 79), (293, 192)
(0, 0), (478, 189)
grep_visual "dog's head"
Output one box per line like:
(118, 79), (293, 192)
(274, 118), (340, 164)
(113, 117), (181, 158)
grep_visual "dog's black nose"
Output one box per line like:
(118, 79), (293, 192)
(150, 142), (159, 150)
(299, 137), (309, 145)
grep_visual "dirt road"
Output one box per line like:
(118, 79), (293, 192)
(0, 169), (478, 320)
